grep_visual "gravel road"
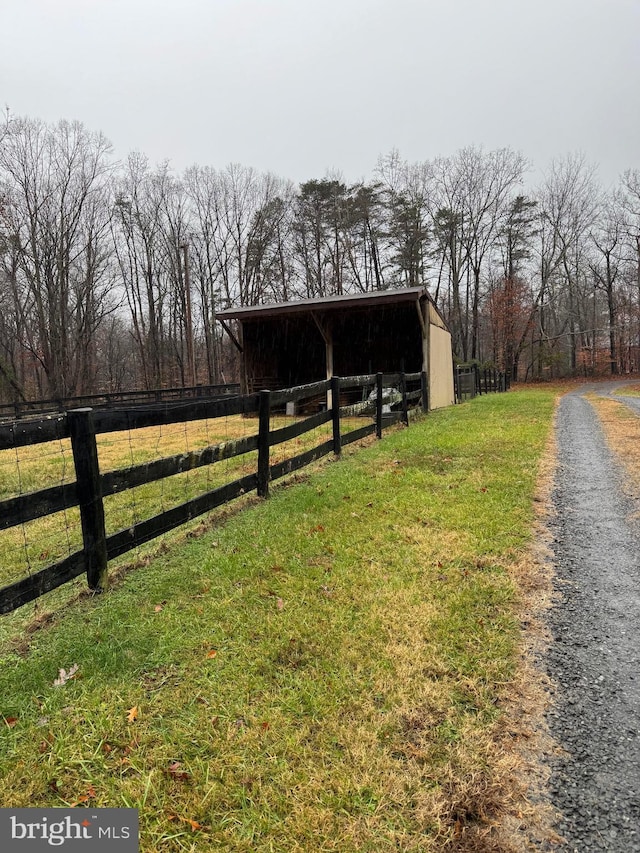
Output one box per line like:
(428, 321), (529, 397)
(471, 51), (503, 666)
(543, 383), (640, 851)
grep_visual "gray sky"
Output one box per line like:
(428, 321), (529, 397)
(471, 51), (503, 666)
(2, 0), (639, 186)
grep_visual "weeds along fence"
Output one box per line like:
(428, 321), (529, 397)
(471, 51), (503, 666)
(0, 372), (426, 615)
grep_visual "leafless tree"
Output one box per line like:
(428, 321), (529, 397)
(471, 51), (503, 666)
(0, 117), (115, 397)
(537, 153), (599, 372)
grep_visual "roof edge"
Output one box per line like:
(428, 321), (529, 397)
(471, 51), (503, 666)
(217, 286), (433, 321)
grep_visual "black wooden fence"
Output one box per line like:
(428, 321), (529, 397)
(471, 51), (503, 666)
(454, 364), (509, 402)
(0, 372), (425, 615)
(0, 383), (241, 422)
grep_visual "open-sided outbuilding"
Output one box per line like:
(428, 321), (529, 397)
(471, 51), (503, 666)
(217, 286), (455, 410)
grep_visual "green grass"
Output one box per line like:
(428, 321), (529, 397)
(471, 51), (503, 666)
(0, 388), (558, 852)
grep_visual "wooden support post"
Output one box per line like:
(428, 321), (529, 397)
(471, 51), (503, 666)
(257, 390), (271, 498)
(68, 408), (108, 592)
(421, 370), (429, 413)
(376, 372), (383, 438)
(400, 372), (409, 425)
(417, 297), (431, 413)
(331, 376), (341, 456)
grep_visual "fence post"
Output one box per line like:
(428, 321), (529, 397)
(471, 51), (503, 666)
(400, 372), (409, 425)
(257, 390), (271, 498)
(420, 370), (429, 413)
(68, 408), (108, 592)
(331, 376), (341, 456)
(376, 372), (383, 438)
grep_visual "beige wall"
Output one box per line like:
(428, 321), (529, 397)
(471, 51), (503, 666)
(429, 323), (455, 409)
(428, 302), (448, 330)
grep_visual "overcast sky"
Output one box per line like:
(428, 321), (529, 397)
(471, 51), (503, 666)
(2, 0), (639, 187)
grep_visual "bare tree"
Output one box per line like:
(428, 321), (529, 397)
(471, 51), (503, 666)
(619, 170), (640, 365)
(588, 190), (625, 374)
(0, 117), (115, 398)
(538, 153), (599, 372)
(457, 146), (528, 359)
(487, 195), (539, 380)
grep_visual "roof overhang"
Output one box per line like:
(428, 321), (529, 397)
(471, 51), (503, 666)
(217, 286), (432, 322)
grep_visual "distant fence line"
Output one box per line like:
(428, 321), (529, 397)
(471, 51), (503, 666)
(454, 364), (509, 402)
(0, 383), (241, 422)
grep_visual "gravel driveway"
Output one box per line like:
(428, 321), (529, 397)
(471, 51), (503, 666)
(543, 383), (640, 851)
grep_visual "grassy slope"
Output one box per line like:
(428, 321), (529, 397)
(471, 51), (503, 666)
(0, 388), (557, 852)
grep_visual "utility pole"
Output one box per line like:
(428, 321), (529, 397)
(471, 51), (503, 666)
(181, 241), (197, 388)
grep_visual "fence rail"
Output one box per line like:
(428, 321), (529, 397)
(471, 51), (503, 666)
(0, 383), (241, 423)
(0, 372), (425, 614)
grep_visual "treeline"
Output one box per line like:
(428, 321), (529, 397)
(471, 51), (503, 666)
(1, 114), (640, 402)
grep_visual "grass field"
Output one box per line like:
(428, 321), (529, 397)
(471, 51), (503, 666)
(0, 388), (559, 851)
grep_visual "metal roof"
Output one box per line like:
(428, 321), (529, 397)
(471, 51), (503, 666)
(217, 286), (432, 321)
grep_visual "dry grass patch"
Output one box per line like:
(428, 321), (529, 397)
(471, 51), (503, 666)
(588, 395), (640, 493)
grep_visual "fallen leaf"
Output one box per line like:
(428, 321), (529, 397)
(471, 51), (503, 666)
(126, 706), (138, 723)
(154, 604), (164, 612)
(276, 598), (284, 611)
(70, 785), (96, 807)
(166, 761), (191, 781)
(206, 649), (217, 659)
(167, 814), (205, 832)
(310, 525), (325, 533)
(261, 721), (270, 730)
(39, 740), (49, 753)
(53, 663), (79, 687)
(3, 716), (18, 728)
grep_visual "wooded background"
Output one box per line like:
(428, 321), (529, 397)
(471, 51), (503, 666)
(1, 113), (639, 402)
